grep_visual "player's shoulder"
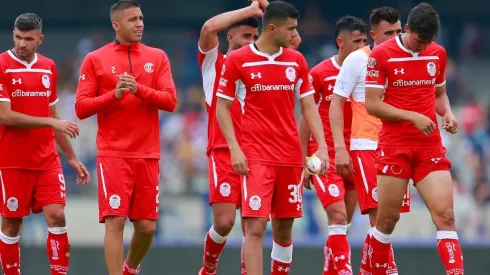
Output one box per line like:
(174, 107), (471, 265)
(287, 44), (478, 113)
(425, 41), (446, 56)
(34, 53), (56, 67)
(311, 56), (338, 74)
(227, 44), (252, 60)
(281, 47), (305, 60)
(140, 43), (167, 56)
(348, 47), (370, 62)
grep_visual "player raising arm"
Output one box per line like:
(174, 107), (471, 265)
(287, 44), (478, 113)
(0, 13), (89, 275)
(216, 2), (327, 275)
(75, 1), (177, 275)
(297, 16), (368, 275)
(364, 3), (463, 275)
(197, 2), (261, 274)
(329, 7), (404, 275)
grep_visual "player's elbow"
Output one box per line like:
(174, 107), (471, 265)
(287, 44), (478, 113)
(365, 98), (379, 116)
(165, 96), (178, 112)
(74, 101), (89, 120)
(201, 20), (218, 36)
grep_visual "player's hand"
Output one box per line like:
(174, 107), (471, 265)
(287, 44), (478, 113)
(118, 74), (138, 94)
(250, 0), (269, 11)
(335, 147), (353, 176)
(50, 119), (79, 139)
(248, 0), (264, 17)
(302, 168), (313, 190)
(68, 158), (90, 185)
(409, 112), (436, 137)
(115, 78), (126, 99)
(314, 145), (329, 175)
(442, 111), (458, 134)
(230, 147), (249, 176)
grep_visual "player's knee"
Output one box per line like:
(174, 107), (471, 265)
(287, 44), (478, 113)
(213, 214), (235, 236)
(432, 207), (455, 230)
(1, 218), (23, 236)
(105, 216), (126, 233)
(245, 219), (267, 241)
(45, 207), (66, 227)
(135, 220), (157, 237)
(377, 210), (400, 232)
(271, 219), (294, 244)
(326, 204), (348, 225)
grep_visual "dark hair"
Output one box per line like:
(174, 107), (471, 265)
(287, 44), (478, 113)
(263, 1), (299, 26)
(334, 16), (368, 49)
(370, 7), (401, 27)
(229, 17), (259, 31)
(14, 13), (42, 32)
(407, 3), (440, 41)
(110, 0), (140, 17)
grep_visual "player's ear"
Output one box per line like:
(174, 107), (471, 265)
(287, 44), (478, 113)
(226, 32), (233, 43)
(335, 37), (343, 49)
(267, 23), (275, 33)
(404, 24), (409, 33)
(38, 34), (44, 45)
(370, 30), (376, 41)
(112, 21), (119, 32)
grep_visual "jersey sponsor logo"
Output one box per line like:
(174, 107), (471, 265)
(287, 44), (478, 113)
(367, 57), (376, 68)
(394, 68), (404, 75)
(325, 95), (332, 101)
(250, 72), (262, 79)
(144, 62), (154, 73)
(219, 78), (228, 87)
(12, 78), (22, 85)
(367, 70), (379, 78)
(427, 62), (437, 76)
(11, 89), (52, 98)
(285, 67), (296, 82)
(392, 78), (436, 87)
(42, 74), (50, 88)
(251, 84), (295, 92)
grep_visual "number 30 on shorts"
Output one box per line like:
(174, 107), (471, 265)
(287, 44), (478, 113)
(288, 184), (303, 203)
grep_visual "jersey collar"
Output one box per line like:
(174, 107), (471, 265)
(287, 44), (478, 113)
(395, 35), (419, 57)
(7, 50), (38, 69)
(249, 43), (283, 61)
(331, 56), (341, 69)
(113, 39), (142, 52)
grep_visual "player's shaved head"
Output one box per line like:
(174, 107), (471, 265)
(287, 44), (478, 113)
(335, 16), (368, 50)
(262, 1), (299, 27)
(370, 7), (401, 28)
(110, 0), (141, 21)
(14, 13), (42, 32)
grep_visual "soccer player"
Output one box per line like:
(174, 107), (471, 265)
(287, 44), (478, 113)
(75, 1), (177, 274)
(298, 16), (368, 275)
(197, 2), (261, 274)
(329, 7), (403, 274)
(0, 13), (89, 275)
(216, 1), (328, 275)
(364, 3), (464, 275)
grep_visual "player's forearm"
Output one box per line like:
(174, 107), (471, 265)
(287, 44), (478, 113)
(54, 130), (77, 160)
(298, 115), (311, 161)
(134, 84), (177, 112)
(0, 110), (54, 129)
(216, 100), (241, 151)
(75, 92), (118, 119)
(329, 98), (347, 150)
(366, 99), (413, 122)
(435, 92), (452, 117)
(202, 6), (257, 35)
(302, 104), (327, 150)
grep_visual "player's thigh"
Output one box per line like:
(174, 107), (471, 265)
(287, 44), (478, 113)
(413, 146), (452, 184)
(0, 169), (36, 218)
(311, 170), (345, 209)
(271, 166), (303, 219)
(32, 167), (67, 214)
(415, 170), (454, 224)
(351, 150), (379, 215)
(241, 164), (275, 219)
(129, 159), (160, 221)
(376, 175), (410, 216)
(208, 149), (241, 207)
(97, 157), (134, 222)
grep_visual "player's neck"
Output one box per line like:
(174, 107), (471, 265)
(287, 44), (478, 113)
(11, 48), (35, 64)
(254, 36), (281, 56)
(115, 35), (136, 46)
(336, 52), (347, 66)
(400, 33), (413, 51)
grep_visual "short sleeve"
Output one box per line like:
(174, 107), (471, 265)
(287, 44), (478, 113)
(49, 62), (59, 106)
(0, 70), (10, 102)
(435, 47), (447, 87)
(216, 53), (240, 101)
(365, 48), (386, 89)
(334, 52), (362, 98)
(296, 55), (315, 99)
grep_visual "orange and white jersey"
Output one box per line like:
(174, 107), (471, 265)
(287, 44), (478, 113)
(333, 45), (381, 151)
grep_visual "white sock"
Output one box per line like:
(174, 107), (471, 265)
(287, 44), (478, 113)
(271, 240), (293, 264)
(208, 226), (227, 244)
(436, 230), (458, 240)
(372, 227), (391, 244)
(328, 224), (349, 235)
(0, 231), (19, 244)
(48, 227), (67, 235)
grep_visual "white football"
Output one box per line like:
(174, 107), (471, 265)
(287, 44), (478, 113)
(306, 154), (322, 174)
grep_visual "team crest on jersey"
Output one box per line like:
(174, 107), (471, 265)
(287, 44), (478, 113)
(249, 195), (261, 210)
(368, 57), (376, 68)
(219, 183), (231, 197)
(144, 63), (154, 73)
(285, 67), (296, 82)
(328, 184), (340, 197)
(109, 194), (121, 209)
(221, 64), (226, 75)
(372, 187), (378, 202)
(42, 74), (50, 89)
(7, 197), (18, 212)
(427, 62), (437, 76)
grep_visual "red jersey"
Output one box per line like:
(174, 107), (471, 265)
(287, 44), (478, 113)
(75, 41), (177, 159)
(0, 51), (60, 170)
(198, 45), (242, 155)
(365, 36), (446, 148)
(309, 56), (352, 151)
(217, 44), (314, 167)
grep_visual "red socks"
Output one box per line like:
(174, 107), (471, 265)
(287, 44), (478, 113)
(200, 226), (227, 274)
(359, 228), (372, 275)
(326, 225), (352, 274)
(123, 260), (141, 275)
(437, 231), (464, 274)
(271, 240), (293, 274)
(370, 228), (391, 275)
(241, 236), (247, 275)
(46, 227), (70, 275)
(0, 232), (20, 275)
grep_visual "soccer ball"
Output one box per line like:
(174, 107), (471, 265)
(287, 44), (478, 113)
(305, 154), (322, 175)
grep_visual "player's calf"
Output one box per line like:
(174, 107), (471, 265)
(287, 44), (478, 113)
(0, 218), (22, 275)
(125, 219), (157, 274)
(271, 218), (294, 275)
(43, 204), (70, 275)
(243, 218), (267, 275)
(104, 216), (126, 275)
